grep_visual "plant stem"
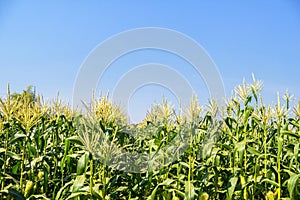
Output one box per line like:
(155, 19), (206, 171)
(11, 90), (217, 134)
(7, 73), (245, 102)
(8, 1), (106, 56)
(90, 155), (94, 199)
(20, 141), (25, 193)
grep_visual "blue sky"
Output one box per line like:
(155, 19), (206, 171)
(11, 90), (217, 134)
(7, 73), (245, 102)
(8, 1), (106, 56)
(0, 1), (299, 122)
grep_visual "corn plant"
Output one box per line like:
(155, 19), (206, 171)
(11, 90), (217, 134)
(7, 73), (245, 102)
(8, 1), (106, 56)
(1, 76), (300, 199)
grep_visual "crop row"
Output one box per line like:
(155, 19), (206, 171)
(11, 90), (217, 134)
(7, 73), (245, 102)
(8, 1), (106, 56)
(1, 78), (300, 199)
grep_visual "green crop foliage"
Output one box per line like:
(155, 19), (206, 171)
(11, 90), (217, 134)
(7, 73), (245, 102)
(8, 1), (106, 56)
(1, 76), (300, 200)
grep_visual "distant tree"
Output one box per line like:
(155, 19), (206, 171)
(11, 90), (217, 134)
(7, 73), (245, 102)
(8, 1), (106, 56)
(11, 85), (36, 105)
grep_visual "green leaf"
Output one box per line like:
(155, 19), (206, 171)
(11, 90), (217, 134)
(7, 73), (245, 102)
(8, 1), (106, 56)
(67, 135), (83, 145)
(184, 181), (195, 200)
(287, 173), (300, 199)
(227, 177), (238, 200)
(180, 162), (190, 169)
(65, 192), (89, 200)
(147, 185), (158, 200)
(294, 143), (299, 161)
(0, 148), (5, 154)
(261, 179), (279, 187)
(9, 133), (27, 144)
(282, 130), (300, 139)
(30, 156), (43, 169)
(8, 187), (25, 200)
(92, 184), (104, 199)
(67, 153), (81, 159)
(236, 140), (246, 152)
(72, 175), (86, 192)
(55, 180), (74, 200)
(278, 137), (283, 157)
(159, 178), (175, 186)
(7, 151), (21, 160)
(28, 194), (49, 200)
(247, 146), (261, 156)
(77, 152), (89, 175)
(147, 179), (175, 200)
(12, 162), (20, 174)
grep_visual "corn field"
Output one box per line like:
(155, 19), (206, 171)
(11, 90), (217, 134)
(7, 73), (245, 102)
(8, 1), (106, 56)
(1, 77), (300, 200)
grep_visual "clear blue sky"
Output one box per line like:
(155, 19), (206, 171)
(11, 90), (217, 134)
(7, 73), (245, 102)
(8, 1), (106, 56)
(0, 1), (299, 122)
